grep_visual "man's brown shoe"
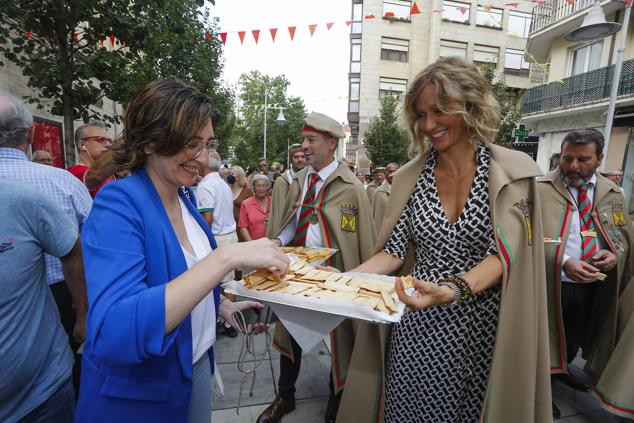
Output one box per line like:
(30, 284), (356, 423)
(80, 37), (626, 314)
(555, 372), (590, 392)
(256, 397), (296, 423)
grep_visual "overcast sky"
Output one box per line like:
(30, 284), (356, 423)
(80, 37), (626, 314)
(209, 0), (351, 124)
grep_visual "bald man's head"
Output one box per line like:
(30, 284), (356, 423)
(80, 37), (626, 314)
(33, 150), (53, 166)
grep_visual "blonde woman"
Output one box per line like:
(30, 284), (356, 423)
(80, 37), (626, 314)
(337, 57), (551, 422)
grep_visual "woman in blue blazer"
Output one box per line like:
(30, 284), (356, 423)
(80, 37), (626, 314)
(74, 80), (289, 423)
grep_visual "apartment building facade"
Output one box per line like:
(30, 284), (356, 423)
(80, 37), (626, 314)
(520, 0), (633, 210)
(346, 0), (535, 167)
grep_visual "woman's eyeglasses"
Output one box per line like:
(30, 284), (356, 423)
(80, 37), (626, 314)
(81, 136), (112, 144)
(185, 138), (217, 160)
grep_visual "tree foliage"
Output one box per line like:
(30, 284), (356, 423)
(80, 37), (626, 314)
(0, 1), (234, 164)
(480, 65), (521, 147)
(363, 95), (410, 166)
(230, 71), (306, 168)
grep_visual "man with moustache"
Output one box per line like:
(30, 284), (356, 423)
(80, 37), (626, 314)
(259, 112), (376, 423)
(365, 167), (386, 204)
(538, 128), (634, 418)
(267, 144), (305, 237)
(372, 162), (400, 230)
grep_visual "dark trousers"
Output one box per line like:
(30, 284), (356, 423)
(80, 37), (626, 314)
(561, 281), (598, 364)
(49, 281), (81, 395)
(278, 335), (337, 401)
(279, 335), (304, 400)
(18, 377), (75, 423)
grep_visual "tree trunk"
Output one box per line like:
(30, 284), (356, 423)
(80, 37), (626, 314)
(58, 26), (76, 168)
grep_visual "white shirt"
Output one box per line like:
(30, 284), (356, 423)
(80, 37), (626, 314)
(196, 172), (236, 236)
(277, 159), (339, 247)
(285, 169), (295, 184)
(179, 198), (217, 363)
(562, 175), (603, 283)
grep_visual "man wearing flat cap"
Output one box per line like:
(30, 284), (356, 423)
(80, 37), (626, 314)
(366, 167), (387, 206)
(267, 143), (305, 238)
(259, 112), (376, 423)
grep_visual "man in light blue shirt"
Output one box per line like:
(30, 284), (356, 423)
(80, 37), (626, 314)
(0, 91), (91, 390)
(0, 179), (79, 422)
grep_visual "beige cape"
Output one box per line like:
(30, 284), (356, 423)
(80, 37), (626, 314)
(538, 171), (634, 418)
(268, 162), (377, 393)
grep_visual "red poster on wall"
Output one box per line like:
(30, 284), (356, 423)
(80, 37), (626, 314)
(32, 117), (65, 168)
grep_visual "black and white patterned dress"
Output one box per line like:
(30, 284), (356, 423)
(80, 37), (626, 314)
(383, 144), (501, 423)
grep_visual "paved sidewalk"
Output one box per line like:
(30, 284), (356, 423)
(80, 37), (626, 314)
(212, 325), (625, 422)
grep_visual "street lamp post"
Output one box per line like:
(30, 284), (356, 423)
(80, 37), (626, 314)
(565, 0), (631, 169)
(262, 89), (287, 161)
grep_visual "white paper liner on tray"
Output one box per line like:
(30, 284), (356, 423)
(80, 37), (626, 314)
(224, 272), (405, 324)
(224, 272), (405, 352)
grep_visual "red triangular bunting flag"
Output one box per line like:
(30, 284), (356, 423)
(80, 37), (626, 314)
(205, 32), (212, 42)
(364, 14), (375, 20)
(458, 6), (469, 14)
(505, 2), (519, 6)
(411, 2), (422, 14)
(220, 32), (227, 45)
(345, 20), (352, 26)
(25, 31), (31, 40)
(625, 0), (631, 6)
(238, 31), (246, 44)
(109, 34), (115, 46)
(384, 11), (395, 17)
(288, 26), (296, 40)
(252, 29), (260, 44)
(326, 22), (334, 31)
(565, 0), (574, 5)
(270, 28), (278, 42)
(308, 24), (317, 36)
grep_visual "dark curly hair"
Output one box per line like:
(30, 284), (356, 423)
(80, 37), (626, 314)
(114, 79), (218, 170)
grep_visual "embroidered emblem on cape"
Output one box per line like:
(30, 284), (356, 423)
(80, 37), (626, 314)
(514, 199), (533, 245)
(340, 203), (358, 233)
(610, 201), (626, 226)
(0, 236), (15, 253)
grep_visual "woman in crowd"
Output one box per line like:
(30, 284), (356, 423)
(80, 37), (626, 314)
(237, 174), (271, 241)
(227, 165), (252, 240)
(336, 57), (551, 422)
(74, 79), (289, 423)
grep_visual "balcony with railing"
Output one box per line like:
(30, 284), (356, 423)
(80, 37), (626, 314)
(520, 58), (634, 115)
(530, 0), (594, 33)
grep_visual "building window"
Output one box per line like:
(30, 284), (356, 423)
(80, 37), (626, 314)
(439, 39), (467, 59)
(507, 10), (532, 38)
(473, 44), (499, 67)
(476, 6), (503, 29)
(352, 2), (363, 34)
(383, 0), (412, 20)
(349, 77), (360, 113)
(350, 39), (361, 73)
(569, 41), (603, 76)
(381, 37), (409, 62)
(504, 48), (530, 75)
(379, 77), (407, 101)
(442, 0), (470, 23)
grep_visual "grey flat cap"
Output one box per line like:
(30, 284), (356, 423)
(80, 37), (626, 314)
(303, 112), (345, 139)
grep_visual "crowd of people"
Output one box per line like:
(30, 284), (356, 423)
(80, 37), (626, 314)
(1, 56), (633, 423)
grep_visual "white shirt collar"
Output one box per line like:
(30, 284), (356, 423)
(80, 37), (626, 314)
(307, 158), (338, 182)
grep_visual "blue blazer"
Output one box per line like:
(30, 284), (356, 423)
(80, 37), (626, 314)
(75, 167), (220, 422)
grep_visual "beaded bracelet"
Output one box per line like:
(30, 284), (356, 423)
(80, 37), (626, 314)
(439, 275), (473, 306)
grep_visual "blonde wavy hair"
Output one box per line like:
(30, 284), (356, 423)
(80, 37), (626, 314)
(230, 165), (247, 188)
(403, 57), (501, 158)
